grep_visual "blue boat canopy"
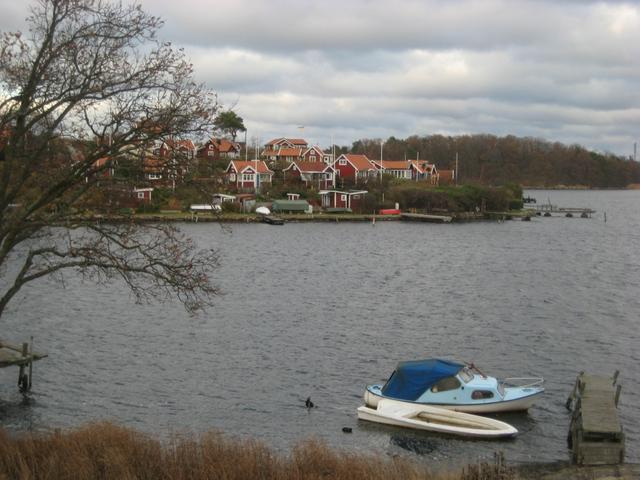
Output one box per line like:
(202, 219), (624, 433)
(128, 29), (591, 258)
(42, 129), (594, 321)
(380, 359), (464, 401)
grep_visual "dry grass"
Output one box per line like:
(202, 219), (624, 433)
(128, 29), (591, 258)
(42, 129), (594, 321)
(0, 423), (513, 480)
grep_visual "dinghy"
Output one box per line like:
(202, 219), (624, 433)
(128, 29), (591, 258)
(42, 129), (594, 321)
(357, 399), (518, 438)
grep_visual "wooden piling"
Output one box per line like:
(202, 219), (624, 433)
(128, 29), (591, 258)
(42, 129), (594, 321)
(567, 372), (625, 466)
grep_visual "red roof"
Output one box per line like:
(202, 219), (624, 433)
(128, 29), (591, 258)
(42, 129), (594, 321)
(410, 161), (436, 174)
(93, 157), (112, 168)
(375, 160), (411, 170)
(228, 160), (273, 174)
(341, 154), (376, 171)
(286, 161), (332, 173)
(166, 139), (195, 151)
(265, 137), (308, 147)
(274, 147), (304, 157)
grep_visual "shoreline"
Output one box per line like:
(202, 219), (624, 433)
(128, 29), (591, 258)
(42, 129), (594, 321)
(0, 423), (637, 479)
(90, 210), (531, 224)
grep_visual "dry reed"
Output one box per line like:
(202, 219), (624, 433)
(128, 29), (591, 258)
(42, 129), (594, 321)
(0, 423), (513, 480)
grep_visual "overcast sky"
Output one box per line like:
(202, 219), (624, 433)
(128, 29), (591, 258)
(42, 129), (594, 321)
(2, 0), (639, 156)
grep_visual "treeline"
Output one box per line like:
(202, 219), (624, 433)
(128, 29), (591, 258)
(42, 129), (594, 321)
(342, 134), (640, 188)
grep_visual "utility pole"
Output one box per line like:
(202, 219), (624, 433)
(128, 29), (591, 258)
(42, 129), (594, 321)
(455, 152), (459, 185)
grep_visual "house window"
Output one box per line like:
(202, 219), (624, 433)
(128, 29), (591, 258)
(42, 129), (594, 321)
(208, 151), (214, 156)
(339, 158), (347, 165)
(340, 194), (347, 202)
(229, 173), (236, 181)
(324, 156), (330, 162)
(147, 173), (161, 180)
(353, 195), (360, 199)
(242, 173), (254, 182)
(137, 192), (145, 199)
(310, 155), (316, 161)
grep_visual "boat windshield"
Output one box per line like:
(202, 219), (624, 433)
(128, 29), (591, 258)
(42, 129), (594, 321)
(459, 368), (474, 383)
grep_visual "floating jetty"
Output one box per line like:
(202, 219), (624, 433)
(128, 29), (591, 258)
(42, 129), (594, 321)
(529, 204), (595, 218)
(0, 338), (47, 392)
(566, 372), (624, 466)
(400, 212), (453, 223)
(261, 214), (285, 225)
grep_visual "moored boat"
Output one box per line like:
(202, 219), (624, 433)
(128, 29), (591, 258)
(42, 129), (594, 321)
(357, 399), (518, 438)
(364, 358), (543, 413)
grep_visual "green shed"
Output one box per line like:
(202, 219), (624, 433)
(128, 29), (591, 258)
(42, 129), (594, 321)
(272, 200), (312, 213)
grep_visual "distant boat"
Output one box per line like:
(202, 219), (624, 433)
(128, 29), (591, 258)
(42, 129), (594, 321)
(364, 358), (544, 413)
(255, 206), (271, 215)
(261, 215), (284, 225)
(357, 399), (518, 438)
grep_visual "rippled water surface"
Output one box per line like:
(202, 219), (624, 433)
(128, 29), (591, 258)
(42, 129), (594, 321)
(1, 189), (639, 465)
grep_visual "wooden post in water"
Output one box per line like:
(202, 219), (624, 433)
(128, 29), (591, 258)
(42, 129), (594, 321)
(28, 337), (33, 391)
(18, 342), (28, 392)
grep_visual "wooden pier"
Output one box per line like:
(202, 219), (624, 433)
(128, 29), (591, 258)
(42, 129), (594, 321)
(400, 212), (453, 223)
(566, 372), (624, 466)
(0, 338), (47, 392)
(529, 204), (596, 218)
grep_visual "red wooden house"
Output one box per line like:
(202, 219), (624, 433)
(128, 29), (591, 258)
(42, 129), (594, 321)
(409, 160), (438, 183)
(319, 189), (368, 212)
(282, 161), (335, 189)
(370, 160), (412, 180)
(263, 138), (308, 162)
(197, 138), (241, 160)
(332, 154), (377, 185)
(133, 187), (154, 204)
(225, 160), (274, 192)
(301, 146), (332, 164)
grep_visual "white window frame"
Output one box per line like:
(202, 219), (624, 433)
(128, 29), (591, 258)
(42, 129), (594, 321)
(338, 158), (347, 165)
(340, 194), (347, 202)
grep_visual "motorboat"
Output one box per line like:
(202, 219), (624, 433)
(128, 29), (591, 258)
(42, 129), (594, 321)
(364, 358), (543, 414)
(357, 399), (518, 438)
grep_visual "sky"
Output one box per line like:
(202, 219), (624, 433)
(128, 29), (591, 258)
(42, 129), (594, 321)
(2, 0), (639, 156)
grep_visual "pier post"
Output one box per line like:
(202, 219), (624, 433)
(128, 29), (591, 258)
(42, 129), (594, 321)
(18, 342), (28, 392)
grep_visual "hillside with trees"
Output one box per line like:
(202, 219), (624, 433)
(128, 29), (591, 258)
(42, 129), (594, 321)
(348, 135), (640, 188)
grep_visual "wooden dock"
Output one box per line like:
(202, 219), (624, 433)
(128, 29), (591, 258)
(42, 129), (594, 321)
(0, 339), (47, 392)
(566, 372), (625, 466)
(529, 204), (596, 218)
(400, 212), (453, 223)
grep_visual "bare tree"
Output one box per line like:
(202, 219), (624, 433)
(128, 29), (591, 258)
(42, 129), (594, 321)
(0, 0), (221, 318)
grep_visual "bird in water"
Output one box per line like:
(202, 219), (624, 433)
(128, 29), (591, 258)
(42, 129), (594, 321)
(305, 397), (315, 409)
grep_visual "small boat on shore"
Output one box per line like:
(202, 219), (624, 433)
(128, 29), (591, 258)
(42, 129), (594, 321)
(261, 215), (284, 225)
(357, 399), (518, 438)
(364, 358), (543, 413)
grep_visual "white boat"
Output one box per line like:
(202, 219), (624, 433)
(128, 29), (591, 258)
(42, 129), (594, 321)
(255, 206), (271, 215)
(357, 399), (518, 438)
(364, 358), (544, 413)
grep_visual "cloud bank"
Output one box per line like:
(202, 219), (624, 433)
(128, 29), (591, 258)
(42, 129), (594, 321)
(2, 0), (638, 155)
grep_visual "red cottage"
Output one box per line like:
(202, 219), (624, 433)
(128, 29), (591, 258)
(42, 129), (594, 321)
(282, 161), (335, 189)
(225, 160), (274, 192)
(332, 154), (377, 185)
(319, 190), (368, 212)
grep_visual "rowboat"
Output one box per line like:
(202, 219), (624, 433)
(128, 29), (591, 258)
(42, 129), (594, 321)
(357, 399), (518, 438)
(364, 358), (544, 413)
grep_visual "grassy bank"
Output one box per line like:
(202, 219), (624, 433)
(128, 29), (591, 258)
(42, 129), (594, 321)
(0, 422), (513, 480)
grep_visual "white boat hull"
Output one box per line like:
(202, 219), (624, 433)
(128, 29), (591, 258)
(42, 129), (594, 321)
(357, 399), (518, 438)
(364, 388), (541, 413)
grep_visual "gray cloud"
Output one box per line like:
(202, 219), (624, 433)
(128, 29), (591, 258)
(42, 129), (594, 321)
(2, 0), (638, 155)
